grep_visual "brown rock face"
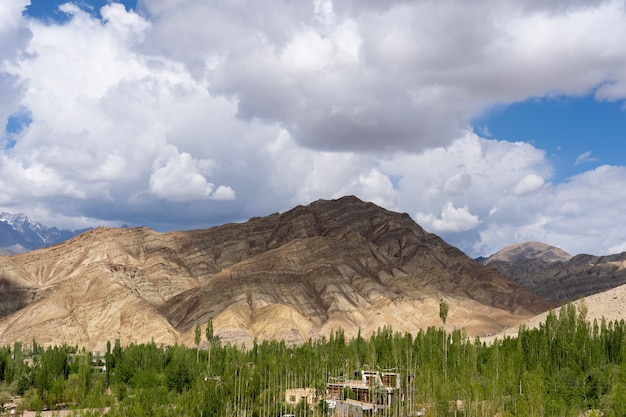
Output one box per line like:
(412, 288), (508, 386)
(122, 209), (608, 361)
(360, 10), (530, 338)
(0, 196), (552, 350)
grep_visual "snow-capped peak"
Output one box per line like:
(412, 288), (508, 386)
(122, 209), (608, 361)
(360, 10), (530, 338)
(0, 211), (84, 254)
(0, 212), (45, 234)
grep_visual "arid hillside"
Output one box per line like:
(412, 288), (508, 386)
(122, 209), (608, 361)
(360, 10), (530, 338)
(484, 281), (626, 344)
(0, 196), (552, 350)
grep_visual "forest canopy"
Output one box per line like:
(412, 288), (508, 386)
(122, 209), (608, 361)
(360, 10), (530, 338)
(0, 303), (623, 416)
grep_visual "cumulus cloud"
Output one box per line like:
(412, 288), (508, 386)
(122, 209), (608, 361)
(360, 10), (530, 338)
(512, 174), (545, 196)
(416, 202), (481, 233)
(0, 0), (30, 134)
(336, 168), (397, 208)
(149, 151), (234, 201)
(0, 1), (31, 58)
(476, 164), (626, 257)
(1, 0), (626, 258)
(443, 173), (472, 195)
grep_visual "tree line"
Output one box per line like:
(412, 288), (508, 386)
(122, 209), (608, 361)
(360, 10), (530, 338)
(0, 305), (624, 416)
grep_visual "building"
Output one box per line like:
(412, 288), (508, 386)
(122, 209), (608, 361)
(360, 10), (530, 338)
(333, 399), (375, 417)
(285, 387), (318, 409)
(326, 369), (401, 413)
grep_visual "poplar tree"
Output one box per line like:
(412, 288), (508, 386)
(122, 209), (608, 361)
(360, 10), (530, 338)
(195, 322), (201, 346)
(195, 322), (201, 363)
(439, 299), (449, 325)
(206, 317), (214, 369)
(206, 317), (214, 343)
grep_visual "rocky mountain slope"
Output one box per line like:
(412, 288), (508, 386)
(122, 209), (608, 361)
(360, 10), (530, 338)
(481, 242), (626, 302)
(0, 196), (552, 350)
(0, 212), (87, 254)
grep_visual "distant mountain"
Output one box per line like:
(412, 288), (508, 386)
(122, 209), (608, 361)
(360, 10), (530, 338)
(480, 242), (626, 302)
(482, 241), (573, 264)
(0, 212), (88, 254)
(0, 196), (552, 350)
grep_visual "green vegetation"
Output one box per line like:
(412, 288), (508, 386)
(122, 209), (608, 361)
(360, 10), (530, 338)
(0, 303), (625, 416)
(439, 299), (449, 326)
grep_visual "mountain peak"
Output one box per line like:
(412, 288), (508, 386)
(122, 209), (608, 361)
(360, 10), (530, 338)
(482, 242), (626, 304)
(0, 212), (38, 227)
(0, 211), (85, 254)
(485, 241), (572, 264)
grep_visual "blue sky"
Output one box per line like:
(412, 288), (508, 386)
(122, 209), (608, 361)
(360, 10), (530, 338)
(2, 0), (626, 258)
(473, 95), (626, 184)
(24, 0), (138, 22)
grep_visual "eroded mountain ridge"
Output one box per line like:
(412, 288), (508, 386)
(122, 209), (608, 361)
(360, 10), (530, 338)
(0, 196), (552, 350)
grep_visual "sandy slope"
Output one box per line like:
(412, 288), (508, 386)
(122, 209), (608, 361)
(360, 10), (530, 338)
(484, 282), (626, 342)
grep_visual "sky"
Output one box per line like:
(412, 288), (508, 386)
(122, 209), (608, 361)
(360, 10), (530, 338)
(1, 0), (626, 258)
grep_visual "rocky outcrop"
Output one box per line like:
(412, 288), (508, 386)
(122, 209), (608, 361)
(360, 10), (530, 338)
(0, 196), (553, 350)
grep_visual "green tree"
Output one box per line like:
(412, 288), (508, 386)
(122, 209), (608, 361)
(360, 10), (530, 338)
(439, 299), (449, 325)
(195, 322), (201, 346)
(206, 317), (214, 343)
(206, 317), (214, 369)
(195, 322), (202, 363)
(165, 350), (192, 394)
(439, 299), (450, 382)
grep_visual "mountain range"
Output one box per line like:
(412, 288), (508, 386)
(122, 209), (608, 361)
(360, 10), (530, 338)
(0, 197), (624, 351)
(480, 241), (626, 302)
(0, 196), (553, 351)
(0, 212), (87, 254)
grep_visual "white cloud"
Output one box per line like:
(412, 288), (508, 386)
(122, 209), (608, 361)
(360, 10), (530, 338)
(0, 155), (87, 200)
(608, 242), (626, 254)
(261, 129), (382, 207)
(416, 202), (481, 233)
(212, 185), (236, 201)
(512, 174), (545, 196)
(443, 173), (472, 195)
(476, 164), (626, 257)
(1, 0), (626, 259)
(337, 168), (397, 208)
(100, 3), (151, 39)
(0, 0), (30, 131)
(380, 132), (552, 220)
(574, 150), (598, 165)
(149, 151), (234, 201)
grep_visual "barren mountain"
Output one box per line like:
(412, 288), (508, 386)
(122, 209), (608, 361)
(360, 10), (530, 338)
(485, 282), (626, 343)
(0, 196), (552, 351)
(482, 242), (626, 302)
(483, 241), (572, 264)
